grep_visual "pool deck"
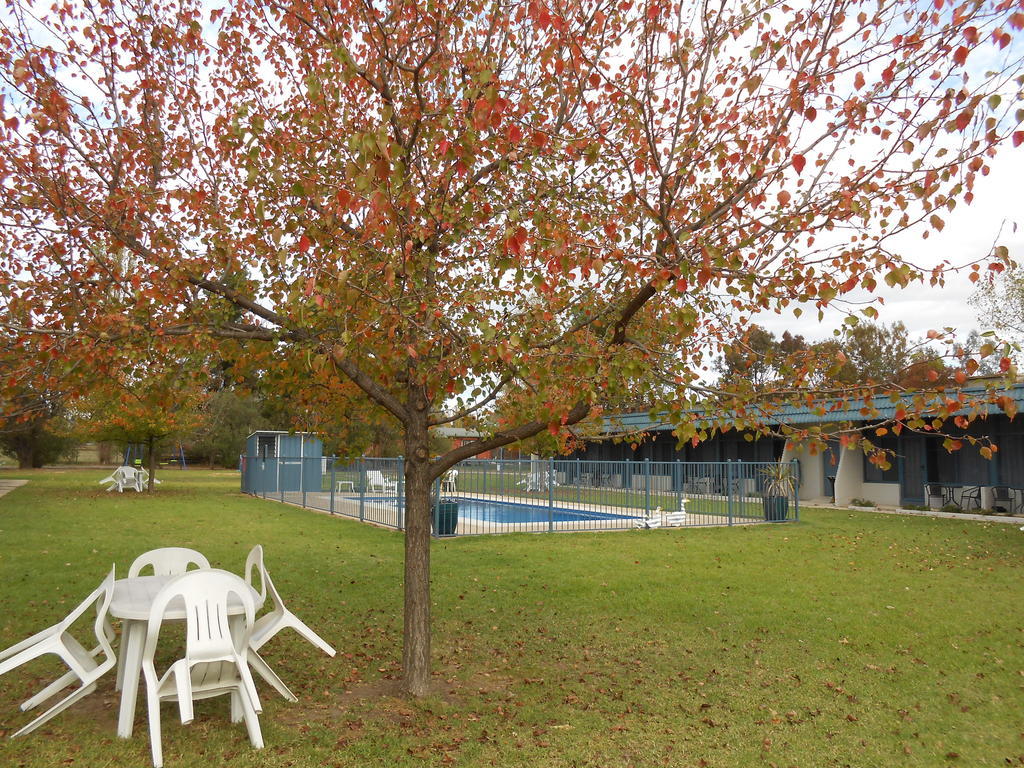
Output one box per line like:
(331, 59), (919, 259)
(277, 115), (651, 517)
(272, 490), (768, 534)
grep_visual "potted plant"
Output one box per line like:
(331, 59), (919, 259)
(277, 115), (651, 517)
(759, 463), (796, 522)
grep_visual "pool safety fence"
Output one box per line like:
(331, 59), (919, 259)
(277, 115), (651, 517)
(241, 456), (799, 536)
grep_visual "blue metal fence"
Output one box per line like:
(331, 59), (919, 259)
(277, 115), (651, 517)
(241, 457), (798, 536)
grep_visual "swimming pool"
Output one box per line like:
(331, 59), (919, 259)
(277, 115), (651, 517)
(454, 498), (639, 524)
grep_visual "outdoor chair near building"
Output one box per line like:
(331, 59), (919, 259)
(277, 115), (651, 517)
(685, 476), (714, 495)
(959, 485), (982, 510)
(0, 567), (117, 738)
(925, 483), (946, 509)
(924, 483), (981, 510)
(991, 486), (1021, 515)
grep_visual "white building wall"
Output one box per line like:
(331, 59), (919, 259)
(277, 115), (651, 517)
(861, 482), (900, 507)
(833, 446), (865, 506)
(781, 443), (826, 501)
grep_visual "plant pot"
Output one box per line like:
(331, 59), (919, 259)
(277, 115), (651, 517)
(763, 496), (788, 522)
(433, 500), (459, 536)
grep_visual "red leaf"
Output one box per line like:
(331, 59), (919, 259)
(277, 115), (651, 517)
(298, 235), (311, 253)
(473, 98), (491, 130)
(792, 154), (806, 174)
(507, 124), (523, 143)
(881, 68), (894, 85)
(1000, 357), (1012, 373)
(963, 26), (978, 44)
(336, 189), (352, 209)
(953, 46), (969, 66)
(954, 109), (971, 131)
(1013, 131), (1024, 148)
(777, 190), (791, 206)
(854, 72), (865, 90)
(804, 107), (817, 122)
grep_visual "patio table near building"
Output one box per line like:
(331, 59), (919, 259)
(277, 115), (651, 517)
(926, 483), (981, 510)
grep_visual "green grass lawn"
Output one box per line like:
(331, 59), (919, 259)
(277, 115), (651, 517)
(0, 468), (1022, 767)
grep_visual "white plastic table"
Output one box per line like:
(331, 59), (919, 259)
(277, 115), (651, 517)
(109, 574), (262, 738)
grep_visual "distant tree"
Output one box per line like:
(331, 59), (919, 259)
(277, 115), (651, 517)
(715, 321), (958, 391)
(956, 330), (1002, 376)
(835, 322), (912, 385)
(80, 361), (206, 489)
(0, 335), (78, 468)
(188, 389), (268, 468)
(716, 325), (783, 388)
(971, 265), (1024, 344)
(0, 404), (76, 468)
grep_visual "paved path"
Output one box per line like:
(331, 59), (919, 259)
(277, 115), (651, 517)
(0, 479), (28, 500)
(867, 506), (1024, 525)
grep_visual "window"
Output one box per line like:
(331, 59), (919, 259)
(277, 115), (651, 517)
(862, 435), (899, 483)
(257, 435), (276, 458)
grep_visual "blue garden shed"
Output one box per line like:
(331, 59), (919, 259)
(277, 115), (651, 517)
(241, 431), (323, 494)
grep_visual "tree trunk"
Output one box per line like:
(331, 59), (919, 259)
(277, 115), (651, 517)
(401, 409), (433, 696)
(147, 435), (157, 491)
(14, 434), (36, 469)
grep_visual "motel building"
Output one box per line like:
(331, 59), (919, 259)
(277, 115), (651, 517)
(565, 382), (1024, 513)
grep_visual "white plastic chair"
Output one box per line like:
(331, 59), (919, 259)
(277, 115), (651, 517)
(634, 502), (688, 530)
(142, 569), (263, 768)
(441, 469), (458, 493)
(365, 470), (398, 493)
(244, 546), (335, 699)
(128, 547), (210, 578)
(100, 466), (141, 493)
(0, 567), (117, 737)
(134, 468), (162, 491)
(116, 548), (211, 692)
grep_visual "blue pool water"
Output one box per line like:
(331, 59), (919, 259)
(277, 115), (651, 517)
(454, 499), (639, 524)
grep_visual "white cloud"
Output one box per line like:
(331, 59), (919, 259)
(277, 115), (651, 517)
(754, 142), (1024, 343)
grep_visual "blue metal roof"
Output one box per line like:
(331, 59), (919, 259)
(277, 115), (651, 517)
(599, 382), (1024, 435)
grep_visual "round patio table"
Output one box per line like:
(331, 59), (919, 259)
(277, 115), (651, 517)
(109, 573), (262, 738)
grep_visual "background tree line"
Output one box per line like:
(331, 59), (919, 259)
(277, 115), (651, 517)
(714, 321), (1000, 392)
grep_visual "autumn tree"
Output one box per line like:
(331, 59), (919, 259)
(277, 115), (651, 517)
(186, 388), (267, 468)
(1, 0), (1021, 695)
(972, 264), (1024, 343)
(0, 330), (78, 468)
(78, 358), (206, 490)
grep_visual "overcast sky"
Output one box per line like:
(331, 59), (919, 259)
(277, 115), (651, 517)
(752, 141), (1024, 346)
